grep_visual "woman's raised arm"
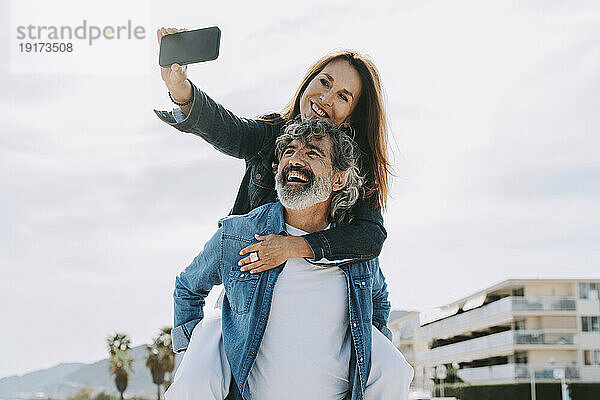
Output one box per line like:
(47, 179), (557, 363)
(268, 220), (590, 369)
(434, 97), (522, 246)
(154, 27), (275, 160)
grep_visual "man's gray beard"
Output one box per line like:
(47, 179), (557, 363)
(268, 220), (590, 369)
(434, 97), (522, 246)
(275, 171), (334, 210)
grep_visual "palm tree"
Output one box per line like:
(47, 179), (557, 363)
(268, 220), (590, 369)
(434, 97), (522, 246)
(157, 327), (175, 389)
(145, 346), (165, 400)
(107, 333), (134, 400)
(145, 327), (175, 400)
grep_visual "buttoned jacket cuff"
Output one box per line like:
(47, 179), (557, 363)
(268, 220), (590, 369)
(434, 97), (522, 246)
(171, 318), (201, 353)
(153, 80), (202, 130)
(302, 231), (329, 261)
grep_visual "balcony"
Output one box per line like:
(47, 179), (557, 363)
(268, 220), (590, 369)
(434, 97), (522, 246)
(417, 330), (576, 363)
(420, 296), (576, 338)
(457, 363), (580, 383)
(419, 330), (513, 363)
(512, 297), (577, 312)
(514, 330), (575, 345)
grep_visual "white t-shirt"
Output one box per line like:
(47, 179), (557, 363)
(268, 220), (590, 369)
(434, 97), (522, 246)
(247, 223), (351, 400)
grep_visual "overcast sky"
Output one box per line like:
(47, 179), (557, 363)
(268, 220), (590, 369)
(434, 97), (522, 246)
(1, 0), (599, 378)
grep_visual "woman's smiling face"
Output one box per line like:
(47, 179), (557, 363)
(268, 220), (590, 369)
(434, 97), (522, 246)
(299, 59), (362, 126)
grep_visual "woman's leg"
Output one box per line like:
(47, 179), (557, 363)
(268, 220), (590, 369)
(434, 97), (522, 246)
(165, 308), (231, 400)
(365, 327), (414, 399)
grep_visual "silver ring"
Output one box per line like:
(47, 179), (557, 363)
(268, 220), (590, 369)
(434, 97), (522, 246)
(249, 252), (259, 263)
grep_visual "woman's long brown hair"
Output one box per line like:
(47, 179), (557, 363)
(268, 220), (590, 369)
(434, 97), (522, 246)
(275, 50), (391, 210)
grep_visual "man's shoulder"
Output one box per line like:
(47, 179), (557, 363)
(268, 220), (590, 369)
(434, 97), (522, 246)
(219, 202), (282, 238)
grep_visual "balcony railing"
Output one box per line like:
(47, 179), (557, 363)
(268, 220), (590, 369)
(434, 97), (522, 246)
(514, 330), (575, 345)
(419, 330), (513, 362)
(420, 296), (576, 338)
(457, 363), (580, 382)
(512, 296), (577, 312)
(417, 330), (576, 363)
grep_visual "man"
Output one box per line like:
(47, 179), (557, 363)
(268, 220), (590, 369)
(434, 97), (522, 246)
(169, 119), (412, 400)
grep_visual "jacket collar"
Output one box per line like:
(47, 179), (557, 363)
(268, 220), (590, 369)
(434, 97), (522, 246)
(266, 201), (336, 235)
(266, 201), (287, 236)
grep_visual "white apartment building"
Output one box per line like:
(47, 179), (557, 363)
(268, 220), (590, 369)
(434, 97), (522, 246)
(390, 311), (420, 369)
(410, 279), (600, 387)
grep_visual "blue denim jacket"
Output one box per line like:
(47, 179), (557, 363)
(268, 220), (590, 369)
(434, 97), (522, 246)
(153, 80), (387, 263)
(173, 201), (392, 400)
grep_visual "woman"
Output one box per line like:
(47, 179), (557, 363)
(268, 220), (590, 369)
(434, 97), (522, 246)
(154, 28), (412, 399)
(154, 27), (391, 272)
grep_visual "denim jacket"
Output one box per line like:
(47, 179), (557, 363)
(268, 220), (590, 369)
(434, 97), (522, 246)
(153, 80), (386, 263)
(173, 201), (392, 400)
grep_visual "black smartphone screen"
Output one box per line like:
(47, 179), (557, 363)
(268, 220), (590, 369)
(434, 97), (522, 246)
(159, 26), (221, 67)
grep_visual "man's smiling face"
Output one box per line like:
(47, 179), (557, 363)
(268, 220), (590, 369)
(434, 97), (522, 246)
(275, 136), (338, 210)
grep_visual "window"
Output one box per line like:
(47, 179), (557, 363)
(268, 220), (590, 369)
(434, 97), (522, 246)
(583, 350), (600, 366)
(512, 287), (524, 296)
(514, 351), (528, 364)
(581, 316), (599, 332)
(579, 282), (599, 300)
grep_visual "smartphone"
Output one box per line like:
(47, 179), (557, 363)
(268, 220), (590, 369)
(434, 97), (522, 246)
(159, 26), (221, 67)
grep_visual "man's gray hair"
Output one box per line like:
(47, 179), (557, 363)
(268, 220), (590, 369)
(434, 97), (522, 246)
(274, 119), (364, 224)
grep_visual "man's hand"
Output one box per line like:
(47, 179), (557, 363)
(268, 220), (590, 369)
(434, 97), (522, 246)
(157, 27), (192, 107)
(238, 234), (314, 274)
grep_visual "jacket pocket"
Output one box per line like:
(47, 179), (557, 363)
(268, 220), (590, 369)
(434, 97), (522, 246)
(353, 275), (373, 322)
(226, 268), (260, 314)
(353, 276), (372, 290)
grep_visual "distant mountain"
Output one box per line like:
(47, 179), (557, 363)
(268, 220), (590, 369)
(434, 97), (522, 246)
(0, 363), (85, 399)
(0, 346), (163, 399)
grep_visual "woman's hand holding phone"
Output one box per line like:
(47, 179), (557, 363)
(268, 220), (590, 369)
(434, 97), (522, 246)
(157, 27), (193, 113)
